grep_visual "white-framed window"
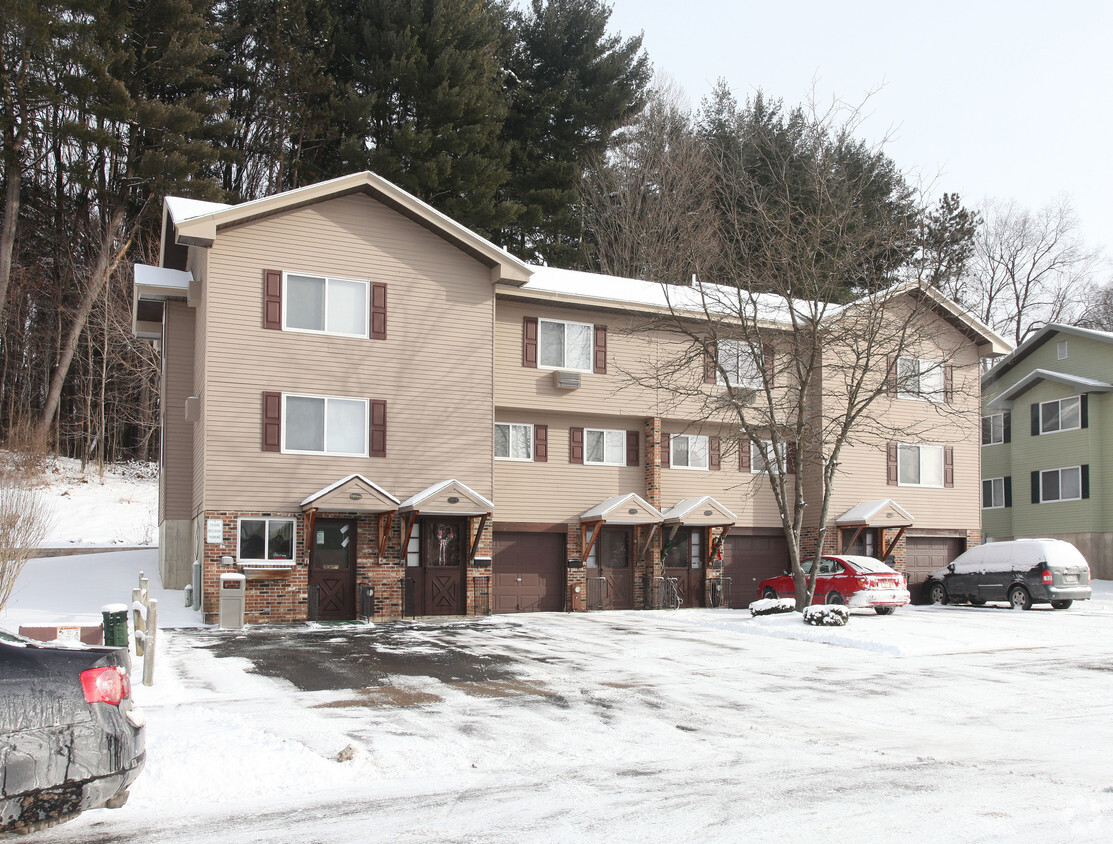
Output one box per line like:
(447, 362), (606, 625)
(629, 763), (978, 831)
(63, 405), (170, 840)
(584, 428), (625, 465)
(982, 477), (1006, 509)
(750, 440), (784, 474)
(898, 443), (943, 487)
(671, 434), (709, 470)
(1039, 396), (1080, 434)
(406, 521), (421, 567)
(238, 517), (295, 563)
(539, 318), (593, 372)
(981, 413), (1005, 445)
(283, 272), (369, 338)
(495, 423), (533, 461)
(1040, 466), (1082, 502)
(897, 357), (944, 401)
(282, 393), (368, 456)
(1057, 340), (1069, 360)
(717, 339), (762, 388)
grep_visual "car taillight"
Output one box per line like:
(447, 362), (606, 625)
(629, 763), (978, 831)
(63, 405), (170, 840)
(1042, 568), (1054, 585)
(80, 666), (131, 706)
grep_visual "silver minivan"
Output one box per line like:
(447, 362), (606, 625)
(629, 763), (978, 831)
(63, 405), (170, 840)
(926, 539), (1091, 610)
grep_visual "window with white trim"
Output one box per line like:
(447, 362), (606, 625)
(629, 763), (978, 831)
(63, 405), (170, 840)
(283, 393), (368, 456)
(1040, 466), (1082, 502)
(1039, 396), (1080, 434)
(671, 434), (709, 470)
(898, 443), (943, 487)
(238, 517), (295, 563)
(717, 339), (762, 388)
(982, 477), (1006, 509)
(284, 272), (369, 337)
(584, 428), (625, 465)
(897, 357), (944, 401)
(539, 318), (593, 371)
(405, 521), (421, 566)
(750, 440), (784, 474)
(495, 423), (533, 461)
(981, 413), (1005, 445)
(1057, 340), (1068, 360)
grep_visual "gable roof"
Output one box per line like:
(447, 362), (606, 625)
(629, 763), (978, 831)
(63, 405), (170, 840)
(985, 369), (1113, 409)
(983, 323), (1113, 387)
(300, 474), (400, 512)
(398, 479), (493, 515)
(836, 499), (914, 528)
(580, 493), (663, 524)
(660, 496), (738, 525)
(162, 171), (532, 285)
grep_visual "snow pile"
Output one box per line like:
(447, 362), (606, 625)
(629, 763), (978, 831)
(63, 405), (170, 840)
(803, 604), (849, 626)
(749, 597), (795, 616)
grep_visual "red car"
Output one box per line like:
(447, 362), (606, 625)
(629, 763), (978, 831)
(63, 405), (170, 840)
(757, 555), (910, 615)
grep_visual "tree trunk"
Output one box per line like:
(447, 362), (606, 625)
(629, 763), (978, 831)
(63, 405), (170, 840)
(0, 156), (21, 317)
(37, 208), (129, 442)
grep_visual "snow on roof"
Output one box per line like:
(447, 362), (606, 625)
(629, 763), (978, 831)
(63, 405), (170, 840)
(941, 538), (1089, 575)
(579, 493), (663, 522)
(299, 474), (400, 508)
(164, 195), (232, 222)
(835, 499), (914, 527)
(986, 368), (1113, 408)
(398, 479), (494, 511)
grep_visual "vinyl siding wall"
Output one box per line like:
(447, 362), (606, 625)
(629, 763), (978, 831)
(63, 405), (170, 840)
(161, 301), (195, 521)
(198, 193), (496, 512)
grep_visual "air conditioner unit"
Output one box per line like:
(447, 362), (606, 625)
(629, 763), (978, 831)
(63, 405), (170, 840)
(729, 386), (757, 404)
(554, 370), (581, 389)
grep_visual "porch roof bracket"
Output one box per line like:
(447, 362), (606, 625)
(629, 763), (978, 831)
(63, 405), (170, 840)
(641, 522), (661, 562)
(841, 526), (865, 554)
(581, 520), (604, 561)
(376, 510), (397, 562)
(400, 510), (419, 562)
(882, 526), (908, 561)
(469, 512), (491, 563)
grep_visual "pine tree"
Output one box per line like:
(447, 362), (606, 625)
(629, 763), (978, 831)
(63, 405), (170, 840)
(500, 0), (650, 267)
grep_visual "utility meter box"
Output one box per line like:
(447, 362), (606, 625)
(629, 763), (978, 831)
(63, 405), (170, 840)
(219, 573), (246, 629)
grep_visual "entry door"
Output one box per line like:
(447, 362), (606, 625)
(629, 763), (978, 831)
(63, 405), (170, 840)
(597, 527), (634, 610)
(422, 517), (466, 615)
(310, 518), (357, 620)
(663, 528), (704, 608)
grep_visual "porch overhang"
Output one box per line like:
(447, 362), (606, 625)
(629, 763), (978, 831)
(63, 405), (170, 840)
(661, 496), (738, 527)
(835, 499), (914, 559)
(397, 479), (494, 565)
(579, 494), (664, 563)
(133, 263), (194, 338)
(300, 474), (400, 512)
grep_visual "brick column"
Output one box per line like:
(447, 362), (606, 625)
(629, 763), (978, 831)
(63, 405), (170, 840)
(644, 415), (662, 509)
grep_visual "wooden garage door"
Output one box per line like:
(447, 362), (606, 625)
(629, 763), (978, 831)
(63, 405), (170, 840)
(493, 532), (565, 614)
(720, 533), (789, 608)
(905, 536), (966, 603)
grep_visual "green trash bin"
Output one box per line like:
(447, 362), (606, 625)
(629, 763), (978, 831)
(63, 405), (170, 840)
(102, 603), (129, 648)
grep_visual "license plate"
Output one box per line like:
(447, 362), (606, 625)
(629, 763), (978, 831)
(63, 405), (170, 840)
(1064, 574), (1078, 583)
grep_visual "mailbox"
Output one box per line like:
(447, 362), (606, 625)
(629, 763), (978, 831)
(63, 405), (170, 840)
(219, 573), (246, 629)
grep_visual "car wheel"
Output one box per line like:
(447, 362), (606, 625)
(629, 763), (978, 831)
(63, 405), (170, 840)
(1008, 585), (1032, 610)
(927, 581), (948, 605)
(1050, 599), (1073, 610)
(825, 590), (845, 605)
(874, 606), (895, 615)
(762, 587), (778, 600)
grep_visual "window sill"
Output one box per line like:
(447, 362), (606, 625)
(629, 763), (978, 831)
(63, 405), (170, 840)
(238, 560), (296, 570)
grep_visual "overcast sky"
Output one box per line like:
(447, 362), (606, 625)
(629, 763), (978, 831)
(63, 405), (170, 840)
(602, 0), (1111, 265)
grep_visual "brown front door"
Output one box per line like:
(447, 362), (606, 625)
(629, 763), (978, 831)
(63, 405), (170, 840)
(663, 528), (704, 608)
(310, 518), (357, 620)
(597, 527), (634, 610)
(422, 517), (466, 615)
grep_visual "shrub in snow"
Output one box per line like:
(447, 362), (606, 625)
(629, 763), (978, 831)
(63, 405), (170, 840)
(803, 605), (849, 626)
(749, 597), (796, 617)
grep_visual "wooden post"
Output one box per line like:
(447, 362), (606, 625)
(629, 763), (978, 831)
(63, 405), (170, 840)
(142, 599), (157, 686)
(131, 586), (144, 657)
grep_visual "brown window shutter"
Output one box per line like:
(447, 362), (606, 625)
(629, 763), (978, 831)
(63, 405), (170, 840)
(709, 436), (721, 470)
(370, 283), (387, 340)
(263, 270), (282, 330)
(786, 443), (797, 474)
(943, 445), (954, 488)
(523, 317), (538, 368)
(569, 427), (584, 464)
(534, 424), (548, 462)
(885, 355), (896, 395)
(703, 342), (717, 384)
(886, 441), (898, 485)
(369, 400), (387, 457)
(944, 364), (953, 404)
(738, 438), (751, 472)
(594, 325), (607, 374)
(763, 344), (775, 386)
(262, 391), (281, 451)
(626, 430), (639, 467)
(661, 433), (671, 468)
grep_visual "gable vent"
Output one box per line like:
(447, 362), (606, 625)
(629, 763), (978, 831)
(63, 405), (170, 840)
(554, 371), (581, 389)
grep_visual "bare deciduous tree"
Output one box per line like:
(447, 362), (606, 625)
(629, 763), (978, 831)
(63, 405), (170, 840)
(0, 470), (54, 612)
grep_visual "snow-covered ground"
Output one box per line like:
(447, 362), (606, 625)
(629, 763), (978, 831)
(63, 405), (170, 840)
(4, 464), (1113, 841)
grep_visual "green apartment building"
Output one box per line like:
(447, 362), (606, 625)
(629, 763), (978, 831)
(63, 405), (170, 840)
(981, 324), (1113, 579)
